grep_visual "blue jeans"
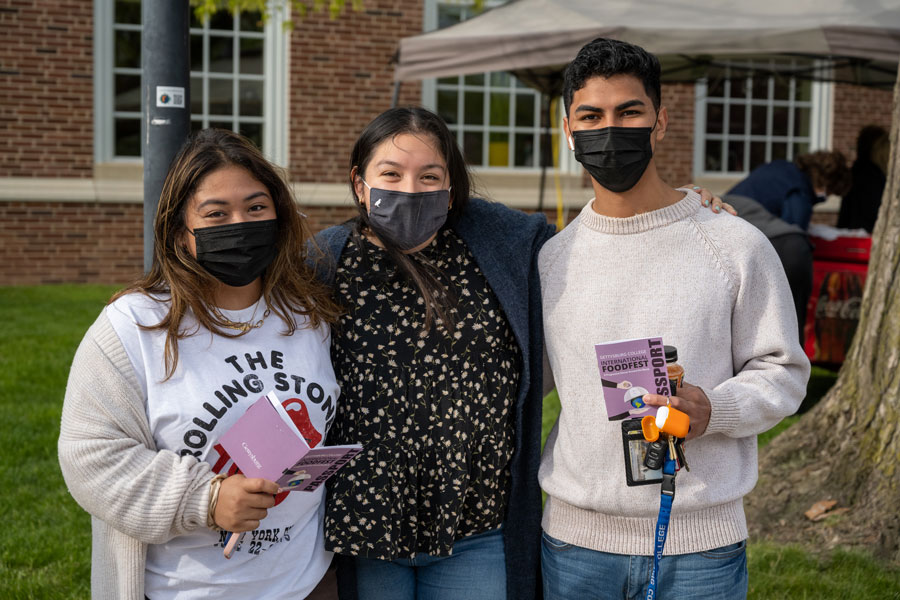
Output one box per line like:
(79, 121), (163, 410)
(541, 531), (747, 600)
(354, 527), (507, 600)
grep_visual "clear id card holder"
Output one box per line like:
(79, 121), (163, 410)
(621, 418), (663, 486)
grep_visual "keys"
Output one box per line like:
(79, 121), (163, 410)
(667, 434), (678, 464)
(674, 437), (690, 472)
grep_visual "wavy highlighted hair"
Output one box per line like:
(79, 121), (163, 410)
(113, 128), (341, 379)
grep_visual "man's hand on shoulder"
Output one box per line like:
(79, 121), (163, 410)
(644, 382), (711, 440)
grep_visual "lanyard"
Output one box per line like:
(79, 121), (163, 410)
(646, 455), (677, 600)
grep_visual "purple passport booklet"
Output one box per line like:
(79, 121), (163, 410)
(219, 391), (362, 493)
(594, 337), (670, 421)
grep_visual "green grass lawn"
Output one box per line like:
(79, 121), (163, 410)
(1, 284), (898, 598)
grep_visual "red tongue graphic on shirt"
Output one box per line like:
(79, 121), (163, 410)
(282, 397), (322, 449)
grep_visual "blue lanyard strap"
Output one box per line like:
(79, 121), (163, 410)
(646, 456), (677, 600)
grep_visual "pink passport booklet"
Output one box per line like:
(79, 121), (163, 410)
(594, 337), (670, 421)
(219, 391), (362, 493)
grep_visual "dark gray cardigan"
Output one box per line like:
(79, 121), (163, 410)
(313, 198), (555, 600)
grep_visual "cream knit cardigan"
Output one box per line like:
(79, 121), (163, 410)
(59, 310), (214, 600)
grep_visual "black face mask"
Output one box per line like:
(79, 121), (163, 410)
(188, 219), (278, 287)
(572, 126), (654, 193)
(364, 182), (450, 251)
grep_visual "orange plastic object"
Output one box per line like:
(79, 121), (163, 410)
(641, 415), (660, 442)
(656, 406), (690, 438)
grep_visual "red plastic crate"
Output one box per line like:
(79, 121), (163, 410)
(809, 235), (872, 264)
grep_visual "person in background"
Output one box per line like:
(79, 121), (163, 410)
(728, 149), (851, 231)
(837, 125), (889, 233)
(539, 37), (810, 600)
(59, 129), (341, 600)
(723, 193), (812, 343)
(311, 106), (732, 600)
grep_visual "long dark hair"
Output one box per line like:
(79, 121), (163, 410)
(113, 128), (341, 379)
(348, 106), (471, 332)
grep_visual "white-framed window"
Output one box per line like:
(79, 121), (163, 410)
(693, 59), (833, 177)
(94, 0), (288, 164)
(422, 0), (565, 171)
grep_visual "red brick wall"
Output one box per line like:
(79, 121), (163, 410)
(656, 82), (695, 186)
(0, 202), (364, 285)
(0, 1), (94, 178)
(0, 202), (143, 285)
(287, 0), (423, 185)
(831, 83), (893, 162)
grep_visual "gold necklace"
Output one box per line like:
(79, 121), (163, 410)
(211, 302), (271, 333)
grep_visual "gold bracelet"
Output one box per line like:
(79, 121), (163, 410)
(207, 473), (228, 531)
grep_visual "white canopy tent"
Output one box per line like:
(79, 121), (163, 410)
(394, 0), (900, 95)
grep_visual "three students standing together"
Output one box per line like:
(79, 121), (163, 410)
(60, 37), (808, 600)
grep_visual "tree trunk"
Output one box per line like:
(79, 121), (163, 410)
(746, 67), (900, 561)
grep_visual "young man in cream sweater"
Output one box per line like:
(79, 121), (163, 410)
(538, 38), (810, 599)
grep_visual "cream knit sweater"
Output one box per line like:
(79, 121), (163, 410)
(538, 190), (810, 556)
(58, 311), (213, 600)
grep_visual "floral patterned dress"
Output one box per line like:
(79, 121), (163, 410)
(324, 228), (521, 560)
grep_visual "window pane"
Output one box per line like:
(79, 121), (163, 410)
(437, 76), (457, 85)
(240, 11), (263, 32)
(514, 134), (535, 167)
(706, 102), (723, 134)
(191, 120), (203, 134)
(772, 106), (789, 136)
(190, 77), (203, 113)
(794, 107), (811, 137)
(209, 78), (234, 115)
(772, 142), (787, 161)
(115, 0), (141, 24)
(727, 140), (745, 172)
(515, 94), (535, 127)
(489, 132), (509, 167)
(705, 139), (722, 172)
(795, 79), (812, 102)
(752, 76), (769, 100)
(190, 35), (204, 71)
(438, 4), (463, 29)
(490, 93), (510, 127)
(464, 91), (484, 125)
(464, 73), (484, 86)
(240, 122), (263, 148)
(437, 89), (459, 125)
(209, 120), (233, 131)
(210, 11), (234, 31)
(239, 80), (263, 116)
(463, 131), (483, 165)
(115, 30), (141, 68)
(114, 74), (141, 112)
(793, 142), (809, 158)
(750, 105), (767, 135)
(490, 72), (510, 88)
(209, 36), (234, 73)
(115, 118), (141, 156)
(773, 75), (790, 100)
(708, 78), (725, 98)
(750, 141), (767, 170)
(728, 103), (746, 135)
(240, 38), (263, 75)
(730, 78), (748, 99)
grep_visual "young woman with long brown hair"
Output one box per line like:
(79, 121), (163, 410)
(59, 128), (341, 599)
